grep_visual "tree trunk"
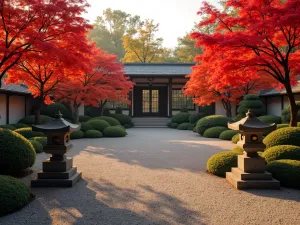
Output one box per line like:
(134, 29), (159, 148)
(222, 99), (232, 118)
(284, 82), (298, 127)
(34, 98), (43, 125)
(73, 106), (80, 124)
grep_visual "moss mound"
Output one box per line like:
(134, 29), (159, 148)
(196, 115), (233, 135)
(237, 94), (265, 117)
(219, 130), (239, 140)
(80, 122), (93, 132)
(0, 125), (16, 130)
(29, 137), (47, 146)
(18, 115), (53, 125)
(277, 124), (289, 129)
(170, 123), (179, 129)
(89, 116), (121, 126)
(263, 127), (300, 148)
(29, 140), (44, 153)
(177, 123), (194, 130)
(87, 119), (110, 132)
(0, 129), (36, 173)
(103, 126), (127, 137)
(70, 130), (84, 139)
(203, 126), (228, 138)
(231, 146), (243, 154)
(258, 115), (282, 124)
(79, 115), (91, 122)
(15, 128), (44, 139)
(110, 114), (133, 126)
(84, 130), (103, 138)
(0, 175), (33, 216)
(262, 145), (300, 163)
(281, 101), (300, 123)
(171, 112), (190, 124)
(266, 160), (300, 189)
(231, 133), (240, 144)
(189, 113), (205, 124)
(207, 151), (238, 177)
(40, 102), (72, 120)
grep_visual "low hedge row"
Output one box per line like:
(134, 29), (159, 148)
(196, 115), (233, 135)
(203, 127), (228, 138)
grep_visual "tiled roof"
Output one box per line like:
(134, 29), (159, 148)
(0, 81), (30, 95)
(260, 81), (300, 96)
(124, 63), (194, 76)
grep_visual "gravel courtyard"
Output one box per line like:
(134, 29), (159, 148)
(1, 128), (300, 225)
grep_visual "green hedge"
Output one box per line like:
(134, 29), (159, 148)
(177, 123), (194, 130)
(237, 94), (265, 117)
(110, 114), (133, 126)
(18, 115), (53, 125)
(15, 128), (44, 139)
(89, 116), (121, 126)
(167, 121), (172, 128)
(170, 123), (179, 129)
(10, 123), (30, 129)
(203, 126), (228, 138)
(281, 101), (300, 123)
(266, 160), (300, 189)
(171, 112), (190, 124)
(70, 130), (84, 139)
(219, 130), (239, 140)
(124, 124), (132, 129)
(87, 119), (110, 132)
(231, 133), (240, 144)
(189, 113), (205, 124)
(40, 103), (72, 120)
(231, 146), (243, 154)
(103, 126), (127, 137)
(80, 122), (93, 132)
(79, 115), (91, 122)
(207, 151), (238, 177)
(0, 129), (36, 173)
(29, 140), (44, 153)
(262, 145), (300, 163)
(0, 175), (33, 216)
(193, 127), (197, 133)
(84, 130), (103, 138)
(0, 125), (16, 130)
(196, 115), (233, 135)
(29, 137), (47, 146)
(263, 127), (300, 148)
(258, 115), (282, 124)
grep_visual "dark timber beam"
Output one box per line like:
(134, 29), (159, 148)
(281, 95), (284, 110)
(129, 90), (133, 117)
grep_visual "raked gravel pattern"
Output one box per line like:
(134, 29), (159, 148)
(1, 128), (300, 225)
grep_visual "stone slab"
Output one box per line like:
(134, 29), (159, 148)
(238, 154), (265, 173)
(31, 172), (82, 187)
(231, 167), (273, 180)
(37, 167), (77, 179)
(43, 157), (73, 172)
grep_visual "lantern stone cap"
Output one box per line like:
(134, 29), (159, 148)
(228, 110), (276, 132)
(32, 112), (80, 133)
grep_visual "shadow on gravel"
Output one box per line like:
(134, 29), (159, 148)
(245, 188), (300, 202)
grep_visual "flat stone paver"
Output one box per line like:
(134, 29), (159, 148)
(1, 128), (300, 225)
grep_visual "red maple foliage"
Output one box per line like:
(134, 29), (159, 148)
(188, 0), (300, 126)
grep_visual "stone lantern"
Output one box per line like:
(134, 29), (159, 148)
(226, 110), (280, 189)
(31, 112), (82, 187)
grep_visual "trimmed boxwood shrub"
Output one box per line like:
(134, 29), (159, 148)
(177, 123), (193, 130)
(11, 123), (30, 129)
(266, 159), (300, 189)
(103, 108), (111, 116)
(281, 101), (300, 123)
(180, 107), (189, 113)
(79, 115), (91, 122)
(258, 115), (282, 124)
(29, 140), (44, 153)
(193, 126), (197, 133)
(0, 175), (33, 216)
(189, 113), (205, 124)
(196, 115), (233, 135)
(0, 125), (16, 130)
(237, 94), (265, 117)
(103, 126), (127, 137)
(70, 130), (84, 139)
(171, 123), (179, 129)
(233, 114), (245, 122)
(171, 112), (190, 124)
(231, 146), (243, 154)
(262, 145), (300, 163)
(115, 107), (123, 114)
(18, 115), (53, 125)
(29, 137), (47, 146)
(0, 129), (36, 173)
(110, 114), (133, 126)
(90, 116), (121, 126)
(87, 119), (110, 132)
(84, 130), (103, 138)
(124, 124), (131, 129)
(187, 123), (195, 130)
(114, 125), (125, 129)
(231, 133), (240, 144)
(277, 124), (289, 129)
(167, 121), (172, 128)
(40, 102), (72, 120)
(80, 122), (93, 132)
(207, 151), (238, 177)
(219, 130), (239, 140)
(15, 128), (44, 139)
(203, 126), (228, 138)
(263, 127), (300, 148)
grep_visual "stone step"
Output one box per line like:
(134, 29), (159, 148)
(231, 167), (273, 180)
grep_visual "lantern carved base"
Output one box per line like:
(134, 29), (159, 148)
(226, 154), (280, 190)
(31, 157), (82, 187)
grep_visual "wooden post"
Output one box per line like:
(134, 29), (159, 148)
(6, 95), (10, 124)
(169, 78), (172, 117)
(129, 90), (133, 117)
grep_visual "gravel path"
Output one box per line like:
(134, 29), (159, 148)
(1, 128), (300, 225)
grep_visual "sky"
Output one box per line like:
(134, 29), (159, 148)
(84, 0), (220, 48)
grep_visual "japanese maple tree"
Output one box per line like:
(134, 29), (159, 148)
(190, 0), (300, 126)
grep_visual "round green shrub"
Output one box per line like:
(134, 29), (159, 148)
(237, 94), (265, 117)
(102, 108), (111, 116)
(18, 115), (53, 125)
(11, 123), (30, 129)
(219, 130), (239, 140)
(0, 129), (36, 172)
(80, 122), (93, 132)
(193, 126), (197, 133)
(171, 112), (190, 124)
(79, 115), (91, 122)
(115, 107), (123, 114)
(233, 114), (244, 122)
(207, 151), (238, 177)
(262, 145), (300, 163)
(177, 123), (192, 130)
(263, 127), (300, 148)
(103, 126), (127, 137)
(70, 130), (84, 139)
(171, 123), (179, 129)
(244, 94), (261, 100)
(29, 140), (43, 153)
(180, 107), (189, 113)
(196, 115), (233, 135)
(87, 119), (110, 132)
(232, 133), (240, 144)
(29, 137), (47, 146)
(84, 130), (103, 138)
(277, 124), (289, 129)
(124, 124), (131, 129)
(258, 115), (282, 124)
(189, 113), (205, 124)
(231, 146), (243, 154)
(89, 116), (121, 126)
(187, 123), (195, 130)
(110, 114), (133, 126)
(281, 101), (300, 123)
(266, 159), (300, 189)
(203, 126), (228, 138)
(40, 102), (72, 120)
(0, 175), (32, 216)
(167, 121), (172, 128)
(0, 125), (16, 130)
(114, 125), (125, 129)
(15, 128), (44, 139)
